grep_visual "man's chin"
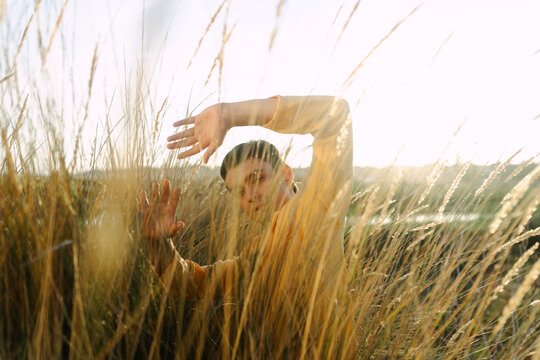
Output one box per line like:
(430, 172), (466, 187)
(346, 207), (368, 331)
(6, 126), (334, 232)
(248, 206), (272, 221)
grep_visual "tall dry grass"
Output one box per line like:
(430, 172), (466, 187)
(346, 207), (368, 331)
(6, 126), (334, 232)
(1, 2), (540, 359)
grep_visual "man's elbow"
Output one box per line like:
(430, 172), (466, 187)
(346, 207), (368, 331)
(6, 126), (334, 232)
(335, 97), (350, 115)
(329, 98), (350, 122)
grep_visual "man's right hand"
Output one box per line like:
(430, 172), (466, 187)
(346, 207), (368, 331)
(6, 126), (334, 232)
(166, 97), (278, 164)
(166, 103), (231, 164)
(139, 179), (184, 242)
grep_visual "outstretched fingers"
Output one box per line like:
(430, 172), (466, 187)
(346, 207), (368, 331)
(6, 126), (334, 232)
(151, 183), (159, 207)
(203, 143), (217, 164)
(166, 137), (197, 149)
(168, 186), (183, 236)
(178, 144), (205, 159)
(173, 117), (195, 127)
(167, 127), (194, 142)
(168, 221), (184, 236)
(161, 179), (170, 204)
(170, 186), (181, 210)
(140, 181), (185, 240)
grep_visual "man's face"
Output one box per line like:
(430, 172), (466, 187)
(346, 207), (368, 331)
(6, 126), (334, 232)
(224, 158), (293, 221)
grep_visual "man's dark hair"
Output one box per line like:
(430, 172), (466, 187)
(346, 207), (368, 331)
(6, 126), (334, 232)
(220, 140), (282, 181)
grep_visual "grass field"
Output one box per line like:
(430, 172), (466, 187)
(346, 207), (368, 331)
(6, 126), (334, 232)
(2, 160), (539, 358)
(2, 1), (540, 359)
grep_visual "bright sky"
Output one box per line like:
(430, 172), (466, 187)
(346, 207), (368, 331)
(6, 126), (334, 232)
(4, 0), (540, 168)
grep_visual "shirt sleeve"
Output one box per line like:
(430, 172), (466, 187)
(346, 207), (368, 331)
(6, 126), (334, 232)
(159, 253), (239, 300)
(157, 231), (261, 301)
(262, 95), (353, 223)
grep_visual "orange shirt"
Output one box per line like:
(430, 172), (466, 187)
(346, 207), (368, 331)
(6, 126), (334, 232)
(160, 95), (353, 304)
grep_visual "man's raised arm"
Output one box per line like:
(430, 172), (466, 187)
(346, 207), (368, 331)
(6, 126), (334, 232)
(167, 95), (352, 210)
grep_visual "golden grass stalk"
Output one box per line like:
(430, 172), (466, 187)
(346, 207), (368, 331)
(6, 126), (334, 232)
(204, 20), (237, 89)
(534, 338), (540, 360)
(41, 0), (70, 65)
(418, 159), (446, 205)
(438, 161), (471, 215)
(506, 152), (539, 182)
(489, 164), (540, 234)
(447, 319), (472, 346)
(429, 30), (454, 67)
(268, 0), (286, 50)
(492, 255), (540, 335)
(71, 45), (99, 173)
(0, 72), (15, 84)
(489, 243), (539, 303)
(377, 170), (402, 227)
(187, 0), (229, 69)
(475, 149), (522, 198)
(342, 4), (422, 89)
(516, 189), (540, 234)
(12, 0), (42, 67)
(405, 228), (434, 252)
(330, 0), (361, 56)
(8, 95), (28, 148)
(493, 226), (540, 254)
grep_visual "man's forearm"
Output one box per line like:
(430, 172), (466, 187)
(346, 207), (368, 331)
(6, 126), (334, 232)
(224, 96), (347, 132)
(148, 238), (208, 299)
(147, 238), (178, 277)
(224, 97), (278, 128)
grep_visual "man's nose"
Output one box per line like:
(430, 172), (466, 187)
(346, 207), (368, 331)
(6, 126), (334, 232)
(246, 188), (257, 203)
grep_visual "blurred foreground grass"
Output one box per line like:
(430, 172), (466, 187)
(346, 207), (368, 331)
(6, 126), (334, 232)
(1, 158), (539, 358)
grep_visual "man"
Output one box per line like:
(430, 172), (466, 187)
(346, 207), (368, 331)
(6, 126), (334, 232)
(139, 95), (353, 352)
